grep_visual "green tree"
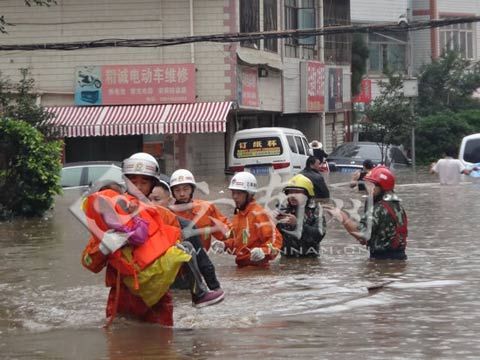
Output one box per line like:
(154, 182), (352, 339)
(417, 51), (480, 116)
(0, 69), (56, 137)
(415, 111), (474, 164)
(0, 119), (62, 219)
(1, 1), (56, 33)
(363, 73), (415, 163)
(0, 69), (61, 219)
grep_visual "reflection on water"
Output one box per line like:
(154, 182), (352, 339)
(1, 167), (480, 359)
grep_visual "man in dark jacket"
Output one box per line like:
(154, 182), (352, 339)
(301, 156), (330, 200)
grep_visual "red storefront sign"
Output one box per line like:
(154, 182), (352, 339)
(101, 63), (195, 105)
(306, 61), (325, 112)
(352, 79), (372, 104)
(240, 67), (259, 107)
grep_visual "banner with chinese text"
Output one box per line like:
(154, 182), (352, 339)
(74, 63), (195, 106)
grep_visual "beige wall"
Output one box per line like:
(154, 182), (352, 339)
(0, 0), (232, 103)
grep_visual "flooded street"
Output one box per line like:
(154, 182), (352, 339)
(1, 167), (479, 359)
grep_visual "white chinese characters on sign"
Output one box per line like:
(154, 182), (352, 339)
(101, 63), (195, 105)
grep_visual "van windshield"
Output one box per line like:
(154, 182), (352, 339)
(464, 138), (480, 163)
(234, 137), (283, 158)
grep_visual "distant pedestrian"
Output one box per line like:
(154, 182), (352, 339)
(350, 159), (375, 192)
(301, 156), (330, 200)
(430, 147), (475, 185)
(309, 140), (329, 163)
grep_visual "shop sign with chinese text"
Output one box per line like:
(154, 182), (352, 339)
(74, 63), (195, 106)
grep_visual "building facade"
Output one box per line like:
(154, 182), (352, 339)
(1, 0), (351, 175)
(411, 0), (480, 73)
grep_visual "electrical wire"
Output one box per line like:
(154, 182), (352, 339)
(0, 16), (478, 51)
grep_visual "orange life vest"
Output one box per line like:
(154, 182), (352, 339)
(84, 189), (181, 278)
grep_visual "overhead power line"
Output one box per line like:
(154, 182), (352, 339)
(0, 16), (479, 51)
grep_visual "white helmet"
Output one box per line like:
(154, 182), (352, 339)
(228, 171), (257, 194)
(122, 152), (159, 178)
(170, 169), (196, 189)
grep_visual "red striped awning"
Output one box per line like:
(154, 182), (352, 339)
(45, 101), (232, 137)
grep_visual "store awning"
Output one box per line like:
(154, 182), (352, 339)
(45, 101), (232, 137)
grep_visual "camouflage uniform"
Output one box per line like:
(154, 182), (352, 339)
(278, 201), (326, 257)
(358, 194), (407, 260)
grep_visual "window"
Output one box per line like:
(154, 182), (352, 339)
(60, 167), (84, 188)
(287, 135), (298, 153)
(264, 0), (278, 52)
(295, 136), (305, 155)
(368, 32), (407, 73)
(240, 0), (278, 53)
(87, 166), (123, 185)
(464, 138), (480, 163)
(440, 22), (474, 59)
(284, 0), (315, 59)
(389, 147), (409, 165)
(324, 0), (351, 64)
(301, 137), (310, 155)
(240, 0), (260, 49)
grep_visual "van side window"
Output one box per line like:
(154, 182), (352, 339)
(295, 136), (305, 155)
(301, 137), (310, 154)
(287, 135), (298, 153)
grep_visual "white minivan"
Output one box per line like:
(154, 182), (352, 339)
(228, 127), (312, 177)
(458, 133), (480, 166)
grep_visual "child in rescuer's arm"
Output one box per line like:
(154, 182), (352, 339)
(80, 153), (224, 326)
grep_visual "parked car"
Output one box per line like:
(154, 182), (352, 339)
(326, 142), (411, 173)
(458, 133), (480, 167)
(60, 161), (123, 190)
(227, 127), (312, 177)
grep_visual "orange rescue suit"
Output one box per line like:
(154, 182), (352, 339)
(223, 200), (283, 267)
(81, 189), (182, 325)
(172, 199), (232, 250)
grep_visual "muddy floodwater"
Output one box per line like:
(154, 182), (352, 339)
(1, 167), (479, 359)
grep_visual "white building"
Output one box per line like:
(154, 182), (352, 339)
(0, 0), (351, 175)
(411, 0), (480, 73)
(351, 0), (480, 104)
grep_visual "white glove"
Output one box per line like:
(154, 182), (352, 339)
(250, 247), (265, 262)
(211, 240), (226, 254)
(99, 231), (130, 255)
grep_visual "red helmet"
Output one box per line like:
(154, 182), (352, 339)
(364, 165), (395, 191)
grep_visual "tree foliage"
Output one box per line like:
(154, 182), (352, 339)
(414, 111), (476, 164)
(417, 51), (480, 116)
(1, 1), (56, 33)
(0, 69), (55, 137)
(0, 69), (61, 219)
(363, 73), (415, 162)
(0, 119), (62, 219)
